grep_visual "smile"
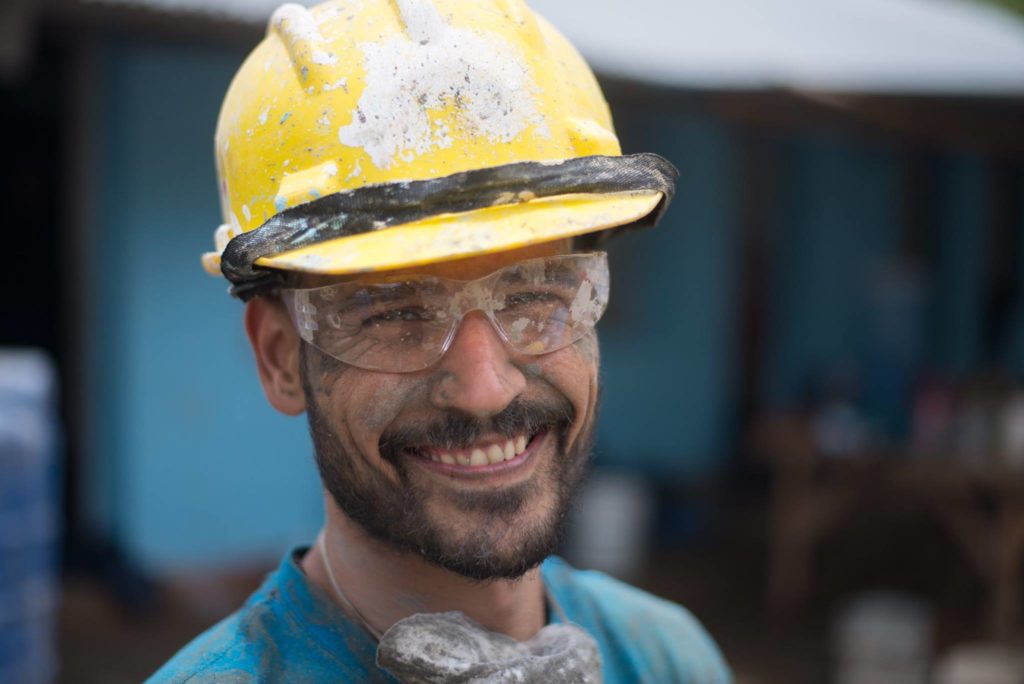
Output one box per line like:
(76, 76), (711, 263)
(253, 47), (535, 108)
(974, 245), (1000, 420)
(409, 431), (548, 474)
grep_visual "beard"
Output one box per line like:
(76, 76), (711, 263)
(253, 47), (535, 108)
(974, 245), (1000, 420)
(300, 349), (595, 581)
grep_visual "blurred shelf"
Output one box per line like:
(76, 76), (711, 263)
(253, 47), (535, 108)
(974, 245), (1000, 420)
(753, 413), (1024, 642)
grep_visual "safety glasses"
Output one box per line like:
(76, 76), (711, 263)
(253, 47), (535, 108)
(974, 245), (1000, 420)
(283, 252), (609, 373)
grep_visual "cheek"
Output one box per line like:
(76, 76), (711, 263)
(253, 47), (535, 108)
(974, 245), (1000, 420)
(301, 346), (348, 399)
(522, 333), (600, 431)
(556, 334), (600, 450)
(521, 332), (599, 382)
(573, 332), (600, 371)
(356, 375), (430, 433)
(303, 344), (432, 447)
(570, 334), (600, 430)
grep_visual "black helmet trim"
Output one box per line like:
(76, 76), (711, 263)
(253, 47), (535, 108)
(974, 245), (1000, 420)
(222, 153), (678, 300)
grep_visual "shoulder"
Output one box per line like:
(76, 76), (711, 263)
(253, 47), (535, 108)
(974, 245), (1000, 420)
(542, 557), (732, 684)
(146, 549), (385, 684)
(145, 597), (278, 684)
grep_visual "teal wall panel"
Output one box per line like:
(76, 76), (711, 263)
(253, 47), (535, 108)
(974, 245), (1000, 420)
(1005, 173), (1024, 376)
(84, 42), (321, 574)
(596, 115), (739, 477)
(761, 136), (904, 409)
(927, 156), (988, 376)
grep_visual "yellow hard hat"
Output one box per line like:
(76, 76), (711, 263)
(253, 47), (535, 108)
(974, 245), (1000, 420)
(204, 0), (677, 298)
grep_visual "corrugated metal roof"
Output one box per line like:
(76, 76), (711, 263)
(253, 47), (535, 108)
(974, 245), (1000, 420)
(81, 0), (1024, 94)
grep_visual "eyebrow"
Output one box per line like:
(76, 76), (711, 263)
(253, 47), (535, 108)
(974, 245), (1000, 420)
(347, 281), (422, 304)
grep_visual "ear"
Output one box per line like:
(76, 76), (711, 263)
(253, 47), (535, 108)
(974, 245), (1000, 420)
(244, 296), (306, 416)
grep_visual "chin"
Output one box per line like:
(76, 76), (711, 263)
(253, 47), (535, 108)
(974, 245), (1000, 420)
(415, 477), (565, 580)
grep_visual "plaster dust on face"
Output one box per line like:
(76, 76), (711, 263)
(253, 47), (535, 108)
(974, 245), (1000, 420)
(300, 334), (598, 581)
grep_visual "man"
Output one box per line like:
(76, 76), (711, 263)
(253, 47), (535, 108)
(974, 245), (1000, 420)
(152, 0), (730, 681)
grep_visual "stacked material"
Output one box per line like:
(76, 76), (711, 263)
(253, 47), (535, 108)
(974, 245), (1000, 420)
(0, 351), (60, 684)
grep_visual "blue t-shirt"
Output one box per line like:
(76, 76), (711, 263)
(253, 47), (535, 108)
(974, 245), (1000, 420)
(149, 549), (731, 683)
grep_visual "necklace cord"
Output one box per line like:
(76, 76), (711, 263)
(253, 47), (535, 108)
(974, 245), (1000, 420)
(317, 530), (569, 640)
(317, 530), (384, 640)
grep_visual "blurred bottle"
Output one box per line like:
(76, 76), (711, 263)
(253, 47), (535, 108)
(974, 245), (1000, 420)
(565, 470), (653, 581)
(813, 364), (872, 459)
(909, 376), (955, 459)
(814, 401), (871, 459)
(952, 373), (1014, 467)
(862, 258), (925, 441)
(998, 390), (1024, 468)
(832, 592), (932, 684)
(0, 350), (60, 684)
(932, 642), (1024, 684)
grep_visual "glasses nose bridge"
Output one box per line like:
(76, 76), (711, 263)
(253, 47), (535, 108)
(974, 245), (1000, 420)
(440, 275), (510, 351)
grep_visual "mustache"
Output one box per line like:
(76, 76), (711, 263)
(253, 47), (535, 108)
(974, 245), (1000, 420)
(379, 395), (575, 461)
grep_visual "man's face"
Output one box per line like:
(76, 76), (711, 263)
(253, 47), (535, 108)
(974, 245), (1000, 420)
(297, 241), (601, 580)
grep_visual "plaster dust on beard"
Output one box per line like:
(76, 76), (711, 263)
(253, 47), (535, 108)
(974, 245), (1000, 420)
(337, 0), (549, 170)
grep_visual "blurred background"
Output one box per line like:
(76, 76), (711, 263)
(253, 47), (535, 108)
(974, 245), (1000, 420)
(2, 0), (1024, 682)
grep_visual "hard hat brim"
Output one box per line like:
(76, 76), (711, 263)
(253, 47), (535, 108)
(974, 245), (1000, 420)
(250, 190), (662, 276)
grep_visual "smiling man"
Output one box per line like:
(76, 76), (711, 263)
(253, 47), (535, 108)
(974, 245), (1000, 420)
(151, 0), (730, 682)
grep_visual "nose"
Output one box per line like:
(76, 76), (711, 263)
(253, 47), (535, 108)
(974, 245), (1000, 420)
(430, 311), (527, 418)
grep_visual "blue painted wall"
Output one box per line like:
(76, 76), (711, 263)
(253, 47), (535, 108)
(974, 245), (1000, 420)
(83, 42), (321, 574)
(1005, 173), (1024, 375)
(596, 114), (740, 476)
(927, 156), (988, 376)
(760, 135), (909, 427)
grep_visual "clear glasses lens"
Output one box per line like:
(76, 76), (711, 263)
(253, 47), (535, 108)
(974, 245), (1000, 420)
(286, 252), (609, 373)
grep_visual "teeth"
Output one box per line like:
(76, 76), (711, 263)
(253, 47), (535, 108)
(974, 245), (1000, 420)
(428, 435), (532, 467)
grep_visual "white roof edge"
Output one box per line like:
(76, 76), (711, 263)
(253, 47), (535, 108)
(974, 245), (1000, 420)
(78, 0), (1024, 95)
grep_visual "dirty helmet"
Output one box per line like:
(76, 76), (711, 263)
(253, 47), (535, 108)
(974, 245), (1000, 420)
(203, 0), (678, 299)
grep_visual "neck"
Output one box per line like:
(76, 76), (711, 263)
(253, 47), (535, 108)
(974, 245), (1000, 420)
(302, 499), (547, 642)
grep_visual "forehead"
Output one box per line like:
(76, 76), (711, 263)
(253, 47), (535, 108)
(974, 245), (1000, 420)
(290, 239), (571, 288)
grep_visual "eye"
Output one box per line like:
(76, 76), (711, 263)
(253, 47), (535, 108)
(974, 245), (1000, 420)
(363, 307), (433, 326)
(502, 290), (563, 308)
